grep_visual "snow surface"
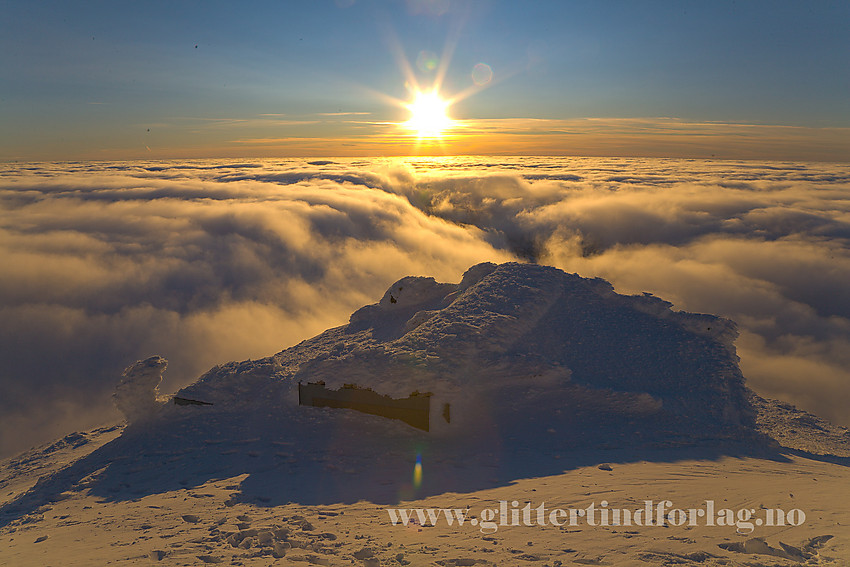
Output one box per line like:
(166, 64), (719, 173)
(1, 262), (849, 565)
(180, 262), (751, 439)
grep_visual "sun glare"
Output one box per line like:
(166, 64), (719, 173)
(404, 90), (453, 138)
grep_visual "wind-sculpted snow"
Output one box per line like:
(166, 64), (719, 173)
(112, 356), (168, 423)
(1, 156), (849, 456)
(179, 262), (751, 436)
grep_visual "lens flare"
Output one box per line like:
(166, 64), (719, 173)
(416, 50), (439, 73)
(404, 90), (453, 138)
(413, 453), (423, 490)
(471, 62), (493, 86)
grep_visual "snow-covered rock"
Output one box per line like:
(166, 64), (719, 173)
(178, 262), (753, 439)
(112, 356), (168, 423)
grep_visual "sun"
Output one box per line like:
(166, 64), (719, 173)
(404, 90), (453, 138)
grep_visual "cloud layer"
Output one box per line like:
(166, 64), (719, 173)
(1, 157), (848, 455)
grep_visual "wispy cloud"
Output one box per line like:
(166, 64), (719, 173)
(218, 117), (850, 161)
(315, 112), (373, 116)
(173, 116), (323, 129)
(8, 113), (847, 162)
(440, 117), (850, 161)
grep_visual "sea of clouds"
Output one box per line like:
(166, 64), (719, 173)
(1, 156), (848, 456)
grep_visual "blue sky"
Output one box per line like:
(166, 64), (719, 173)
(2, 0), (848, 160)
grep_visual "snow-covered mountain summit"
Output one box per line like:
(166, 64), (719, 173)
(177, 261), (752, 440)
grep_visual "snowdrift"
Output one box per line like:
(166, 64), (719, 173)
(178, 262), (753, 440)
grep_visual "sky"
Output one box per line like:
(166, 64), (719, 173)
(2, 0), (849, 161)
